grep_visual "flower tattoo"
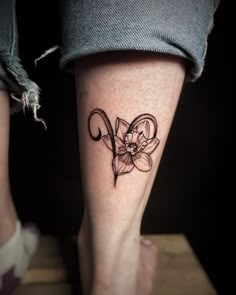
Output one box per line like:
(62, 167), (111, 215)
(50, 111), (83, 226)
(88, 109), (160, 186)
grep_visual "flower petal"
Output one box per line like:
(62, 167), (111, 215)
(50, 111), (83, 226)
(115, 118), (129, 140)
(142, 138), (160, 155)
(137, 133), (146, 146)
(132, 152), (152, 172)
(112, 153), (134, 175)
(125, 133), (133, 144)
(114, 136), (126, 154)
(102, 134), (112, 151)
(136, 121), (150, 138)
(136, 133), (148, 152)
(125, 131), (141, 144)
(103, 135), (126, 154)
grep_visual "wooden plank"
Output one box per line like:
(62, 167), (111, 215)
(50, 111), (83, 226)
(146, 235), (217, 295)
(14, 283), (72, 295)
(22, 269), (68, 284)
(13, 234), (217, 295)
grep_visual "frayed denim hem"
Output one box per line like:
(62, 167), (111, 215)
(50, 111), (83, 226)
(0, 49), (46, 129)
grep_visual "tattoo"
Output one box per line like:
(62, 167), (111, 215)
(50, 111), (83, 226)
(88, 108), (160, 186)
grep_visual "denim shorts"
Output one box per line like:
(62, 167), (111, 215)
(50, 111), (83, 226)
(0, 0), (219, 116)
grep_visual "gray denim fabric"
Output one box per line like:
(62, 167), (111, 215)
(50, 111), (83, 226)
(0, 0), (219, 116)
(60, 0), (219, 81)
(0, 0), (43, 122)
(0, 0), (19, 94)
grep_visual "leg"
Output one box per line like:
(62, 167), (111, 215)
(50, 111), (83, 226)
(75, 52), (186, 295)
(0, 90), (39, 294)
(0, 89), (17, 245)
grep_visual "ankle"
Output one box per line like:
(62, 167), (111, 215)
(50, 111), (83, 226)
(0, 190), (18, 245)
(0, 190), (17, 221)
(0, 217), (17, 246)
(78, 217), (140, 292)
(78, 206), (142, 258)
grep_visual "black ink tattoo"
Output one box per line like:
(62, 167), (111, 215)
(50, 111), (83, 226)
(88, 109), (160, 186)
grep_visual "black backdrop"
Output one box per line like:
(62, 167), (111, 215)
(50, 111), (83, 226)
(9, 1), (234, 294)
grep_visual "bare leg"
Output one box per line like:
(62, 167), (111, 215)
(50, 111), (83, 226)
(0, 90), (17, 246)
(0, 90), (39, 295)
(75, 52), (185, 295)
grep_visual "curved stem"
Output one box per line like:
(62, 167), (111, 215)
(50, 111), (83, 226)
(88, 108), (118, 186)
(128, 114), (158, 138)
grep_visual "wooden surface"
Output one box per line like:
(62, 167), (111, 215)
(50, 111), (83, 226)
(13, 235), (217, 295)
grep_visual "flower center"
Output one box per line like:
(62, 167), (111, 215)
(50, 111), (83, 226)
(126, 143), (138, 155)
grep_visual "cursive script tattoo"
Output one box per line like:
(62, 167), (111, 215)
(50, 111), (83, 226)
(88, 109), (160, 186)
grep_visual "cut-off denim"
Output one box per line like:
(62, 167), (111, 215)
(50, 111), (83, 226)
(0, 0), (220, 117)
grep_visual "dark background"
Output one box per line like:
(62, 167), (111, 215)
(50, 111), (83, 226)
(10, 1), (233, 294)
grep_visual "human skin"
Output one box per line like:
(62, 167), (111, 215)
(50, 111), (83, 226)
(0, 51), (185, 295)
(75, 52), (186, 295)
(0, 90), (17, 247)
